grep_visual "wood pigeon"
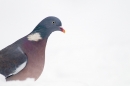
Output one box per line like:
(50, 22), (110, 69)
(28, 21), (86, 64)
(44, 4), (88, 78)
(0, 16), (65, 81)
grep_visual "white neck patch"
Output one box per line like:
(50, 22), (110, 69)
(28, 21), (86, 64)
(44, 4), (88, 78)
(27, 33), (42, 41)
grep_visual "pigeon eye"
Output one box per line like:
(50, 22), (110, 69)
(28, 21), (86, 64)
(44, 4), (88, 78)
(52, 21), (55, 24)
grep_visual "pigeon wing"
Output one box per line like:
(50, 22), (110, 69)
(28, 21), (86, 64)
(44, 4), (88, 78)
(0, 43), (27, 78)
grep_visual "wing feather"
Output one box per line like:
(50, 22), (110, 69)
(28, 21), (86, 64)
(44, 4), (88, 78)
(0, 42), (27, 77)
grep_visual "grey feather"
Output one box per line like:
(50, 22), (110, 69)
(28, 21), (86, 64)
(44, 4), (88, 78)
(0, 40), (27, 77)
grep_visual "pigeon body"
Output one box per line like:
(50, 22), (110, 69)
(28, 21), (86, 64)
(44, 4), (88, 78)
(0, 16), (65, 81)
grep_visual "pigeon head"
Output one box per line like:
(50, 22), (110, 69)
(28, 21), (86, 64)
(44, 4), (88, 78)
(27, 16), (65, 41)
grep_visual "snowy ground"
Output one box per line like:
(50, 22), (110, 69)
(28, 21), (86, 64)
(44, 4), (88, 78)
(0, 0), (130, 86)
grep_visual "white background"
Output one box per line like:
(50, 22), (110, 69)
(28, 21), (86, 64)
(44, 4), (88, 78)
(0, 0), (130, 86)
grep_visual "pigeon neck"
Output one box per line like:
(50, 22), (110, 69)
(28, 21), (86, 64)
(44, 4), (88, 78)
(27, 26), (52, 41)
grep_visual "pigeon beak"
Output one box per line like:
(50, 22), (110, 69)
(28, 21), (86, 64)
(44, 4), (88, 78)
(60, 27), (65, 33)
